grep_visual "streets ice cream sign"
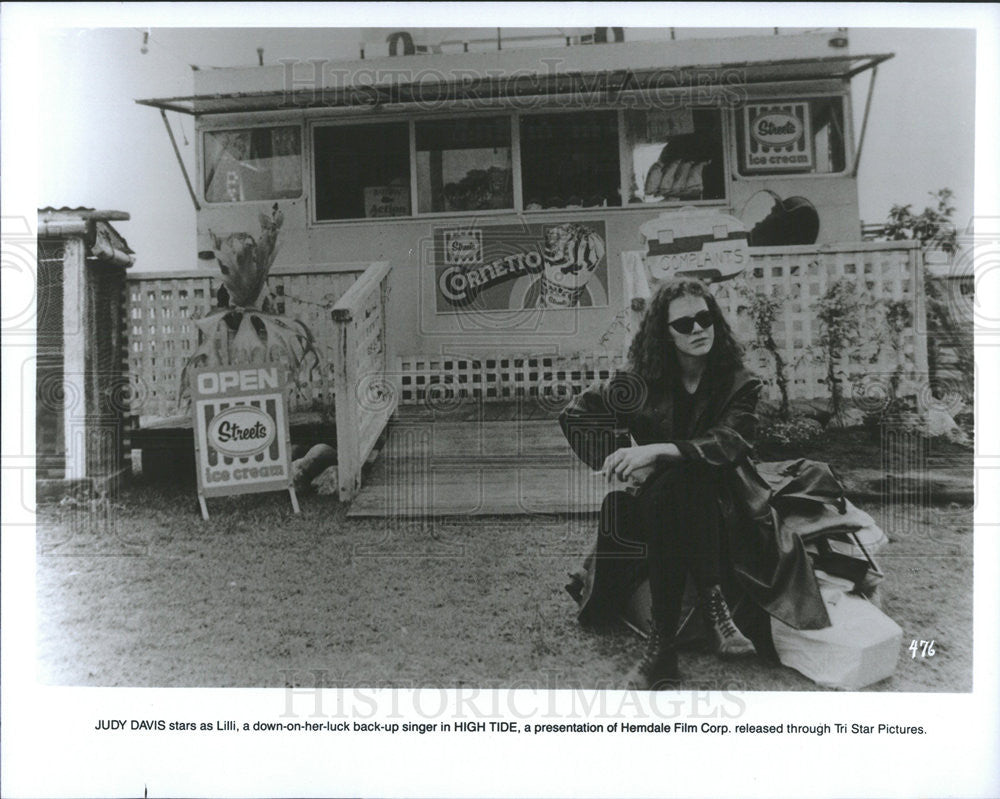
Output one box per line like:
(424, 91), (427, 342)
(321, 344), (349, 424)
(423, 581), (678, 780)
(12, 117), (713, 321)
(434, 222), (609, 312)
(743, 103), (814, 172)
(191, 365), (294, 511)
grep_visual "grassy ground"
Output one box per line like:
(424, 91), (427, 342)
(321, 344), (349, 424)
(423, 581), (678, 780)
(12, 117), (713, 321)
(36, 471), (972, 691)
(754, 424), (971, 468)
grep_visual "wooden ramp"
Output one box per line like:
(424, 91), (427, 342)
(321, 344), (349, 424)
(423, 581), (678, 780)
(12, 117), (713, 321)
(347, 405), (607, 518)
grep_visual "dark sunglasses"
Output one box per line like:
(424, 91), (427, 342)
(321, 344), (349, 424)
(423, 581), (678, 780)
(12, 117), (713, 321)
(668, 310), (714, 335)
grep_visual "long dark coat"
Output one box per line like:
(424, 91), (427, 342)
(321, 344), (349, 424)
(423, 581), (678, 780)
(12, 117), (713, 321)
(559, 367), (831, 633)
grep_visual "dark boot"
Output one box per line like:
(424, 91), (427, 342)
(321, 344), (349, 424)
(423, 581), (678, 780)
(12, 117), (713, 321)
(702, 585), (756, 658)
(625, 627), (681, 690)
(564, 571), (584, 604)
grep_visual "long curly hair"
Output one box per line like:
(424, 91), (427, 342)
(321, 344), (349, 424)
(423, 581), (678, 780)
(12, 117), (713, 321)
(627, 279), (744, 392)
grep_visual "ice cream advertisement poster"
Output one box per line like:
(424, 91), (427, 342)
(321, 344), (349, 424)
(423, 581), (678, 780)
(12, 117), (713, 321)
(433, 221), (609, 313)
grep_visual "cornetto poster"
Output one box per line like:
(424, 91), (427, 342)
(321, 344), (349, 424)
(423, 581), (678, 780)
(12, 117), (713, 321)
(433, 221), (609, 313)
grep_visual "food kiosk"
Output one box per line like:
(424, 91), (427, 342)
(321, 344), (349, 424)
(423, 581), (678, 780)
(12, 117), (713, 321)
(138, 29), (888, 366)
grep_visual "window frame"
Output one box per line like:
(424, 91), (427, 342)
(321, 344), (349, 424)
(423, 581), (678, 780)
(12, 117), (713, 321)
(515, 105), (625, 214)
(413, 112), (517, 216)
(310, 117), (414, 223)
(614, 106), (732, 211)
(201, 121), (305, 205)
(307, 101), (735, 227)
(731, 92), (853, 180)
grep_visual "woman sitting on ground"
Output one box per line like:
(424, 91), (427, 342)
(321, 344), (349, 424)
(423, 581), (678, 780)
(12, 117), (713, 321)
(559, 278), (826, 689)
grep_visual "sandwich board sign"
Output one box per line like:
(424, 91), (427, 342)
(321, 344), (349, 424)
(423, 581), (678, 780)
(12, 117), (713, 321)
(191, 364), (299, 519)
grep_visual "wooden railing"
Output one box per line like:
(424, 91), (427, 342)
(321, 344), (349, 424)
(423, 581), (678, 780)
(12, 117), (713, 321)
(331, 261), (395, 501)
(623, 241), (928, 402)
(125, 261), (396, 502)
(125, 264), (377, 421)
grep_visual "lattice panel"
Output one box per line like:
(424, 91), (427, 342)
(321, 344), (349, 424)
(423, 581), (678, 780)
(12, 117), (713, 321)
(710, 246), (925, 402)
(126, 271), (361, 419)
(268, 272), (359, 412)
(395, 352), (622, 404)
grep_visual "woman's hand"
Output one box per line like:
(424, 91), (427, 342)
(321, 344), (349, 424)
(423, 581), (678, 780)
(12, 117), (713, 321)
(625, 463), (657, 487)
(601, 444), (680, 483)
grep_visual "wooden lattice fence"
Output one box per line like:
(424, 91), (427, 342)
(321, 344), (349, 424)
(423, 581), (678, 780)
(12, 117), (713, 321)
(126, 265), (366, 421)
(624, 241), (928, 404)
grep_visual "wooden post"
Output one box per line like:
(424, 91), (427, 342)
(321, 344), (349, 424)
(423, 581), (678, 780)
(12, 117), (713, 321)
(62, 237), (88, 480)
(334, 312), (361, 502)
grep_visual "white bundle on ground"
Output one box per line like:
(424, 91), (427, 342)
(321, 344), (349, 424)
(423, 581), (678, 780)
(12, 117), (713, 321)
(771, 572), (902, 689)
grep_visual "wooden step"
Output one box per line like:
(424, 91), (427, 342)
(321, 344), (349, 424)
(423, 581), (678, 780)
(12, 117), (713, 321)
(377, 419), (573, 463)
(348, 410), (609, 517)
(347, 461), (607, 517)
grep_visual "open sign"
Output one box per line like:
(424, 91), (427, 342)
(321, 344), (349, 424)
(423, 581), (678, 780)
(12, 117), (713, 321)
(190, 363), (296, 518)
(207, 405), (276, 459)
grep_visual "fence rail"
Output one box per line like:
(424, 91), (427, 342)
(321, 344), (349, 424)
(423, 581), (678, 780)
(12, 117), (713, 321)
(125, 261), (395, 501)
(331, 261), (395, 502)
(126, 266), (371, 420)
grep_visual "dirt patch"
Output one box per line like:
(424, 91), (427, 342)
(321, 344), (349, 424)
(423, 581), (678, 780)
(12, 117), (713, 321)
(36, 478), (972, 691)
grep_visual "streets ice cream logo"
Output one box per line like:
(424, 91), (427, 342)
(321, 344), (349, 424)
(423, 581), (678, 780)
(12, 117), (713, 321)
(444, 229), (482, 266)
(539, 223), (606, 308)
(207, 405), (276, 459)
(751, 113), (803, 147)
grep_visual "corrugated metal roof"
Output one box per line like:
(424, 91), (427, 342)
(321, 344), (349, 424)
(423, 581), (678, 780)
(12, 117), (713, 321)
(39, 207), (131, 221)
(37, 209), (135, 265)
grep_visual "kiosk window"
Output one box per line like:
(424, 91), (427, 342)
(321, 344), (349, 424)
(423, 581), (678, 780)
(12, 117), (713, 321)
(738, 97), (847, 175)
(624, 109), (725, 204)
(314, 123), (411, 220)
(810, 97), (847, 173)
(519, 112), (619, 210)
(204, 126), (302, 203)
(416, 117), (513, 213)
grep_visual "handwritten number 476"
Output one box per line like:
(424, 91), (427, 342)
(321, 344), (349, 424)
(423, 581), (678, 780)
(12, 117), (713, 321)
(908, 639), (936, 658)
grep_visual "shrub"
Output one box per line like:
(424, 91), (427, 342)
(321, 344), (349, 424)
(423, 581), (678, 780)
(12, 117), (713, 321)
(757, 415), (824, 447)
(813, 279), (866, 422)
(738, 284), (791, 420)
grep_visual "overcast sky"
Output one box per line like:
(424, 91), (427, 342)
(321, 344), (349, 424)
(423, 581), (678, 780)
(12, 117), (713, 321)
(12, 9), (990, 271)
